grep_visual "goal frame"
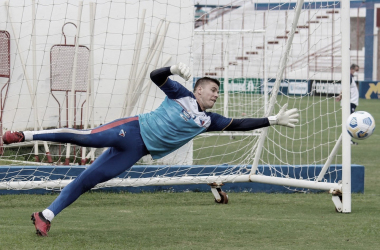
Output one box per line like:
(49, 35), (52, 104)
(340, 0), (351, 213)
(0, 0), (352, 212)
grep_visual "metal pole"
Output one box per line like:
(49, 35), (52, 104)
(82, 2), (97, 165)
(341, 0), (351, 213)
(332, 5), (335, 79)
(66, 1), (83, 165)
(263, 12), (268, 114)
(32, 0), (39, 162)
(223, 50), (229, 117)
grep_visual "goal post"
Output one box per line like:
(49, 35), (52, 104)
(0, 0), (357, 212)
(341, 0), (351, 213)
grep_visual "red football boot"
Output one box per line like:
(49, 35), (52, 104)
(31, 212), (51, 237)
(2, 131), (25, 144)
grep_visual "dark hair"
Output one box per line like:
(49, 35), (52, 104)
(193, 77), (220, 93)
(350, 64), (359, 70)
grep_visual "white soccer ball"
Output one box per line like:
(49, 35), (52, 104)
(346, 111), (376, 140)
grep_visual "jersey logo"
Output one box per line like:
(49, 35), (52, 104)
(119, 129), (125, 137)
(180, 109), (192, 122)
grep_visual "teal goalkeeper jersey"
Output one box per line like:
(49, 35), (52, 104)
(138, 78), (232, 159)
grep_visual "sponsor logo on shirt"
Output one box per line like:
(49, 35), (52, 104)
(119, 129), (125, 137)
(180, 109), (192, 122)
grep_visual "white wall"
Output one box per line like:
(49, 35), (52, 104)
(0, 0), (193, 131)
(0, 0), (194, 165)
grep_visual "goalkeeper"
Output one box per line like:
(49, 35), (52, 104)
(2, 62), (299, 237)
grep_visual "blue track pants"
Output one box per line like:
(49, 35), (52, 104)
(31, 117), (149, 216)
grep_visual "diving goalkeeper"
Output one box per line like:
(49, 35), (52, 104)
(2, 62), (299, 237)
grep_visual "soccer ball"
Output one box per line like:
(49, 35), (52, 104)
(346, 111), (376, 140)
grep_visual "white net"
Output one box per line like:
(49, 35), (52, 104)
(0, 0), (355, 193)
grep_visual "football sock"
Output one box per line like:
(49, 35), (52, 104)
(42, 209), (55, 222)
(23, 131), (33, 141)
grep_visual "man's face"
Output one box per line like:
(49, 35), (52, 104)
(196, 81), (219, 110)
(351, 66), (359, 75)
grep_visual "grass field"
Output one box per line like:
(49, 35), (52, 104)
(0, 98), (379, 249)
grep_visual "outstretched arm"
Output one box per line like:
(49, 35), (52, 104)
(150, 66), (172, 86)
(208, 104), (299, 132)
(150, 62), (191, 86)
(224, 118), (270, 131)
(223, 104), (299, 131)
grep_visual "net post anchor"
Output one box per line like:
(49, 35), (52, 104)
(208, 182), (228, 204)
(330, 188), (342, 213)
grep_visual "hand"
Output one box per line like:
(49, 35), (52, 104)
(268, 103), (299, 128)
(170, 62), (191, 81)
(335, 94), (342, 102)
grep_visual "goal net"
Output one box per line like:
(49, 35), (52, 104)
(0, 0), (353, 209)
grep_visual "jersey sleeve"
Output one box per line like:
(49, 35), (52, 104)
(150, 66), (172, 86)
(159, 78), (194, 99)
(225, 118), (270, 131)
(206, 112), (233, 132)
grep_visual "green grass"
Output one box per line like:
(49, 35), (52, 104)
(1, 192), (380, 249)
(0, 98), (379, 249)
(193, 95), (372, 166)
